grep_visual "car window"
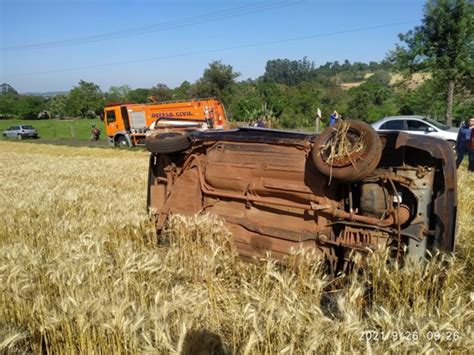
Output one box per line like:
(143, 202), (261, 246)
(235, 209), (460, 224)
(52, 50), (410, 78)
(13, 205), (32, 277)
(406, 120), (430, 131)
(380, 120), (404, 130)
(106, 110), (116, 123)
(22, 125), (34, 129)
(7, 126), (14, 130)
(423, 117), (449, 130)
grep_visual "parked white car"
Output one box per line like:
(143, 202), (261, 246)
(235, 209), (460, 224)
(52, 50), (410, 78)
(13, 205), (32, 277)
(2, 125), (38, 139)
(371, 116), (458, 148)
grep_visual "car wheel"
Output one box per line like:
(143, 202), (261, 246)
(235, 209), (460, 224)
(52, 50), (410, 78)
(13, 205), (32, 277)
(116, 136), (130, 148)
(17, 134), (23, 140)
(312, 119), (382, 182)
(145, 133), (191, 154)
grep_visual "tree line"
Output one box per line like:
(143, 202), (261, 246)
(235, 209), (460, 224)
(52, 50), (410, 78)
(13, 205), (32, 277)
(1, 0), (472, 127)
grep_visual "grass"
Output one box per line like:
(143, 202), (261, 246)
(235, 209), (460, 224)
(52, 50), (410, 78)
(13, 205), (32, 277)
(0, 141), (472, 353)
(0, 118), (105, 141)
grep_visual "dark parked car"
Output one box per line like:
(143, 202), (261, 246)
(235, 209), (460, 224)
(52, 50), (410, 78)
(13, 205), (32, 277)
(2, 125), (38, 139)
(145, 120), (456, 268)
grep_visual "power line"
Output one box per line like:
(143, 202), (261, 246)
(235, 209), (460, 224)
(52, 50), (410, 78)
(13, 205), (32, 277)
(1, 1), (301, 52)
(3, 21), (417, 78)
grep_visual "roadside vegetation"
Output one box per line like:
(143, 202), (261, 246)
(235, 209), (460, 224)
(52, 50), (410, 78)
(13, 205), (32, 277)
(0, 142), (472, 353)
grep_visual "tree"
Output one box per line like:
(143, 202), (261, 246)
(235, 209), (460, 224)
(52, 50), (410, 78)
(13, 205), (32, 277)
(390, 0), (473, 126)
(263, 57), (315, 86)
(66, 80), (103, 117)
(173, 81), (193, 100)
(149, 83), (173, 102)
(196, 61), (240, 105)
(286, 81), (323, 126)
(347, 81), (396, 122)
(106, 85), (131, 103)
(0, 95), (17, 118)
(48, 94), (68, 118)
(15, 95), (46, 119)
(230, 81), (264, 121)
(128, 88), (150, 103)
(255, 82), (285, 119)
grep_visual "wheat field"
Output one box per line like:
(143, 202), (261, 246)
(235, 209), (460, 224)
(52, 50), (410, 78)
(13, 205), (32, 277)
(0, 141), (472, 353)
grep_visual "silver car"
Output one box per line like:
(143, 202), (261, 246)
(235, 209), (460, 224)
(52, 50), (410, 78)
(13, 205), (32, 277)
(371, 116), (458, 149)
(2, 125), (38, 139)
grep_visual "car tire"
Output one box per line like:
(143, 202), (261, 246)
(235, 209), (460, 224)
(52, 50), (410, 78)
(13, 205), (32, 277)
(17, 134), (23, 140)
(312, 119), (382, 182)
(145, 133), (191, 154)
(116, 136), (130, 148)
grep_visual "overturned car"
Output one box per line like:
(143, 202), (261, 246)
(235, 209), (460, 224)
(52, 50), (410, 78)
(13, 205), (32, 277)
(145, 120), (456, 266)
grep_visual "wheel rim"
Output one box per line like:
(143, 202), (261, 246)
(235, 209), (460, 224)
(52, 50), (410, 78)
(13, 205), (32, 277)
(319, 127), (365, 168)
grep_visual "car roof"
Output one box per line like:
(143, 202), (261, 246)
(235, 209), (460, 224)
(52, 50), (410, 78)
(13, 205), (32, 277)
(381, 115), (427, 121)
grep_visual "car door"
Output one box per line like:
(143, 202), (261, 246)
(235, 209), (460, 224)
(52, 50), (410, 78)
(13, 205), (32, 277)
(405, 119), (439, 138)
(6, 126), (17, 138)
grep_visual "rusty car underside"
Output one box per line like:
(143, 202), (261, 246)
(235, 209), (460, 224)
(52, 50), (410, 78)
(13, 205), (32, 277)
(146, 125), (457, 265)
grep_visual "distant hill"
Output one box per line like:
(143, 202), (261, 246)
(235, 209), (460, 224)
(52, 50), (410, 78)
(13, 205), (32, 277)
(340, 72), (431, 90)
(0, 83), (18, 95)
(1, 83), (66, 97)
(389, 72), (432, 89)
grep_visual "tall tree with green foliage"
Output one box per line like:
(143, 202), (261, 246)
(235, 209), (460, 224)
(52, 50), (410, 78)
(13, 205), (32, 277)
(0, 94), (18, 118)
(173, 81), (193, 100)
(263, 57), (315, 86)
(15, 95), (47, 119)
(127, 88), (150, 103)
(391, 0), (473, 126)
(66, 80), (104, 118)
(106, 85), (131, 103)
(196, 61), (240, 106)
(149, 83), (173, 102)
(47, 94), (68, 117)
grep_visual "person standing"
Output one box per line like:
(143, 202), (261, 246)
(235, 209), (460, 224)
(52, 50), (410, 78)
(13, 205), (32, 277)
(256, 118), (265, 128)
(456, 116), (474, 170)
(90, 124), (100, 141)
(468, 116), (474, 172)
(329, 111), (339, 126)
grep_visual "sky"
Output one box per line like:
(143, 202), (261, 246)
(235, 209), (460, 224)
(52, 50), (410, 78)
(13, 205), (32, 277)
(0, 0), (426, 93)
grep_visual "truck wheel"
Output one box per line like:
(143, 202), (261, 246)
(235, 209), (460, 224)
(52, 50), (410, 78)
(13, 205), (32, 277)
(145, 133), (191, 154)
(312, 119), (382, 182)
(116, 136), (130, 148)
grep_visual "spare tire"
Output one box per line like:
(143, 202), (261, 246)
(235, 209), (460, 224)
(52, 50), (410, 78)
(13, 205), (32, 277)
(312, 119), (382, 182)
(145, 133), (191, 154)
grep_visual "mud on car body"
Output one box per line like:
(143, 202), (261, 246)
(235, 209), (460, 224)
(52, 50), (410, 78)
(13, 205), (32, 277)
(145, 120), (457, 267)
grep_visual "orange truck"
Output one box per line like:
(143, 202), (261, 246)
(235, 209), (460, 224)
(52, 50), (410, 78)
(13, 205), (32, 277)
(103, 98), (228, 147)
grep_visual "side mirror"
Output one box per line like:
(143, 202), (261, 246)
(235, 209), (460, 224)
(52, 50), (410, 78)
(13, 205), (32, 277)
(425, 127), (436, 133)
